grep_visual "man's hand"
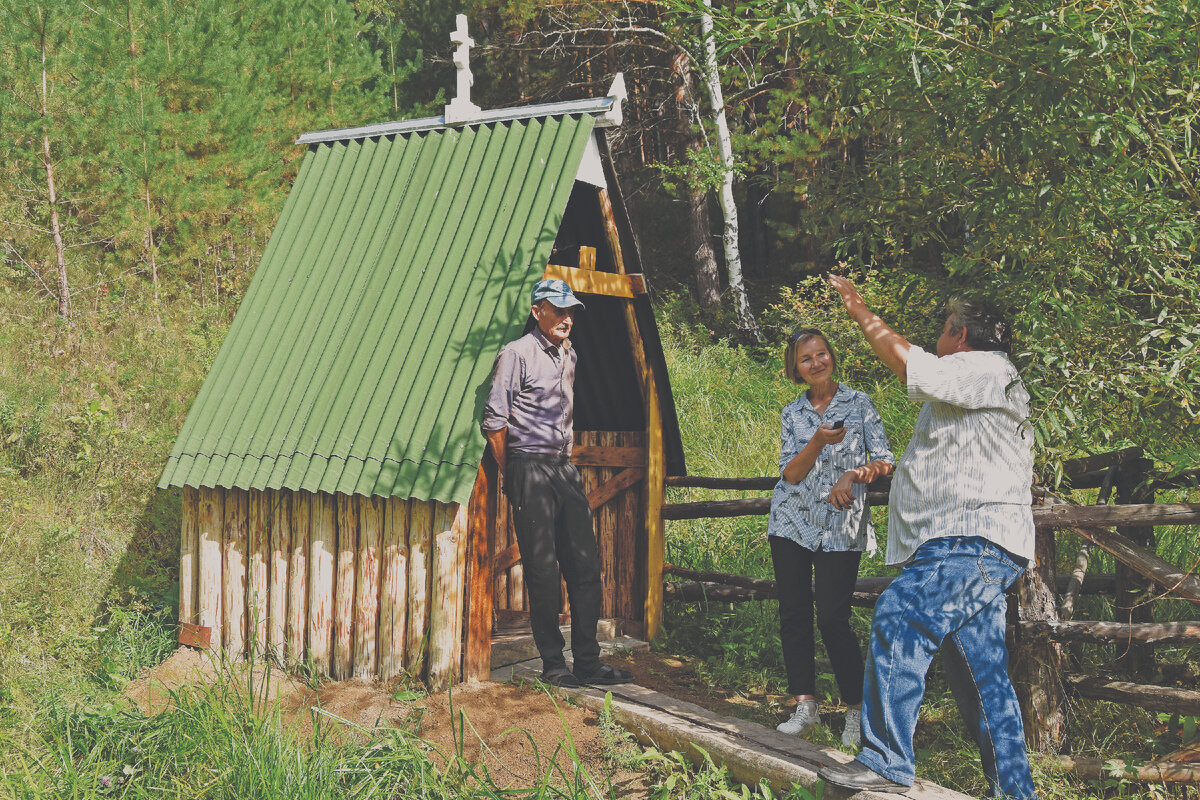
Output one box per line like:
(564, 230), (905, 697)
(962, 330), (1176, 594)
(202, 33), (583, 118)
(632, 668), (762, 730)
(828, 274), (911, 381)
(828, 472), (855, 510)
(829, 274), (868, 321)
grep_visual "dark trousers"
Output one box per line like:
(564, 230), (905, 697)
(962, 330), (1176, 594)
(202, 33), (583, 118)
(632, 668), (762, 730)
(505, 454), (603, 673)
(770, 536), (864, 703)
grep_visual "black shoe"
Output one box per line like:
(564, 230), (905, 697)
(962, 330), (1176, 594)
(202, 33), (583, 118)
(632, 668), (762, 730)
(539, 668), (582, 689)
(818, 760), (908, 793)
(573, 663), (634, 686)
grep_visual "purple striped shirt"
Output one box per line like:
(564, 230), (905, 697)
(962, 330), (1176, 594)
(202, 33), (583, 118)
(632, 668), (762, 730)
(481, 328), (577, 456)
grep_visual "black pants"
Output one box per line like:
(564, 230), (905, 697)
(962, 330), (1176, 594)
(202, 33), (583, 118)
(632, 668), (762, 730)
(505, 454), (603, 673)
(770, 536), (864, 703)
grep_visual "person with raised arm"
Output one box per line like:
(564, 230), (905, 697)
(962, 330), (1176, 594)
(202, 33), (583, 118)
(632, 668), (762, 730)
(817, 276), (1038, 799)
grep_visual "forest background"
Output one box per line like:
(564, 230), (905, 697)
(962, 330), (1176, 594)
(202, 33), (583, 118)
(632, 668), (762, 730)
(0, 0), (1198, 797)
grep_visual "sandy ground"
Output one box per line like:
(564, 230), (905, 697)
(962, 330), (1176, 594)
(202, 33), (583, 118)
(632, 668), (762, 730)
(125, 649), (651, 795)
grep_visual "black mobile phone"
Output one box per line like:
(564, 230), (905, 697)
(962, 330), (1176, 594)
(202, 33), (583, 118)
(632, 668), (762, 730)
(831, 419), (844, 430)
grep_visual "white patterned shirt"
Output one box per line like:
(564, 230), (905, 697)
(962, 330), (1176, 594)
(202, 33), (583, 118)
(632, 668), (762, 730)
(767, 383), (895, 553)
(886, 346), (1034, 566)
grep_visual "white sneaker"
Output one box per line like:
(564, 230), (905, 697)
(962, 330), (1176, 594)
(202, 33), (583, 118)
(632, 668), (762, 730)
(776, 699), (819, 736)
(842, 707), (862, 748)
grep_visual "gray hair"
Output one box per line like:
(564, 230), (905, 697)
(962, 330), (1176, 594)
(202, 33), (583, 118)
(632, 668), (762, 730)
(945, 297), (1012, 354)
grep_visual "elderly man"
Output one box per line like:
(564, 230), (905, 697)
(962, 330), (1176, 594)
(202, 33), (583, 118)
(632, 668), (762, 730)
(818, 276), (1037, 799)
(481, 278), (634, 689)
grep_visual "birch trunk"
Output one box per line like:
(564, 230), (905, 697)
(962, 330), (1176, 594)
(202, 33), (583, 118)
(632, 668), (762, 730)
(699, 0), (760, 341)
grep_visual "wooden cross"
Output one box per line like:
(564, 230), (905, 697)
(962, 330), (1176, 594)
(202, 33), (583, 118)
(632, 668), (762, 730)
(445, 14), (482, 123)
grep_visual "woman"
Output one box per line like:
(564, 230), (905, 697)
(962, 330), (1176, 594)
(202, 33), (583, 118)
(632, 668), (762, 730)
(769, 327), (894, 747)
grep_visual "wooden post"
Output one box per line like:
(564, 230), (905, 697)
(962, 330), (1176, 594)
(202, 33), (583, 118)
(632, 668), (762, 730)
(598, 185), (665, 637)
(354, 496), (384, 680)
(269, 490), (290, 662)
(287, 492), (310, 661)
(1012, 524), (1065, 752)
(451, 501), (470, 683)
(198, 487), (224, 649)
(247, 491), (270, 656)
(222, 490), (248, 658)
(464, 462), (495, 681)
(334, 494), (358, 680)
(406, 500), (434, 672)
(180, 487), (200, 626)
(427, 504), (461, 692)
(308, 492), (336, 675)
(1115, 458), (1156, 677)
(379, 497), (410, 681)
(615, 432), (642, 622)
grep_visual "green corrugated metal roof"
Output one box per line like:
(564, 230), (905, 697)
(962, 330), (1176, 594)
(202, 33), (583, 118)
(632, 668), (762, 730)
(159, 113), (596, 504)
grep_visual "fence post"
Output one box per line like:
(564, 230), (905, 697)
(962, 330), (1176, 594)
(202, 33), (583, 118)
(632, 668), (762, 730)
(1115, 456), (1156, 678)
(1012, 524), (1065, 752)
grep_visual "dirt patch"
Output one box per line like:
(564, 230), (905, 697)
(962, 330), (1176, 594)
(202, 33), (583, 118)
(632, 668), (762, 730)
(126, 649), (650, 796)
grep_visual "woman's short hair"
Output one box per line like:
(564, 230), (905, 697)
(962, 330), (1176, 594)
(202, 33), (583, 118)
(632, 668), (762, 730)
(784, 327), (837, 384)
(944, 297), (1012, 354)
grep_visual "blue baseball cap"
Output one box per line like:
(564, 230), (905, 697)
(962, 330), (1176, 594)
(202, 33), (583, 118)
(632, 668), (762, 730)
(531, 278), (585, 310)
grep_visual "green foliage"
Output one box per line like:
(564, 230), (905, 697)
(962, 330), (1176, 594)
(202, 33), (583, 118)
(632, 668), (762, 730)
(663, 0), (1200, 465)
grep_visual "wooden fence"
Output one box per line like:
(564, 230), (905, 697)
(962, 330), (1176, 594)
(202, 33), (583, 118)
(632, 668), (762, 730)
(661, 447), (1200, 782)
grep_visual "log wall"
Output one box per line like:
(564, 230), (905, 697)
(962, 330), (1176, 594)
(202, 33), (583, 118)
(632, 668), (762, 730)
(180, 486), (469, 683)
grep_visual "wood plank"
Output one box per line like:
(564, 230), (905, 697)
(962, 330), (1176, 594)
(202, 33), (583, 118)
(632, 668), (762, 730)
(597, 432), (619, 618)
(1021, 620), (1200, 645)
(543, 263), (645, 298)
(268, 489), (290, 661)
(666, 476), (776, 490)
(287, 492), (309, 662)
(1062, 446), (1144, 479)
(179, 487), (199, 626)
(222, 490), (248, 658)
(451, 501), (469, 683)
(379, 496), (409, 681)
(406, 500), (434, 671)
(664, 498), (770, 520)
(1068, 674), (1200, 715)
(588, 466), (645, 510)
(1034, 503), (1200, 527)
(578, 245), (595, 271)
(246, 491), (269, 656)
(1041, 494), (1200, 604)
(571, 444), (646, 468)
(198, 487), (224, 650)
(615, 431), (641, 622)
(464, 462), (496, 682)
(307, 492), (336, 675)
(353, 496), (383, 680)
(493, 487), (509, 611)
(493, 542), (522, 573)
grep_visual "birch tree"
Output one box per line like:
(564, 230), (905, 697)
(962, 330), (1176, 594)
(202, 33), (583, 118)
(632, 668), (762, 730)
(698, 0), (760, 341)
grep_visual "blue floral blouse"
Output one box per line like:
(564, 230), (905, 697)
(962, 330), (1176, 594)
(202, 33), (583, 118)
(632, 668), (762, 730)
(767, 383), (895, 553)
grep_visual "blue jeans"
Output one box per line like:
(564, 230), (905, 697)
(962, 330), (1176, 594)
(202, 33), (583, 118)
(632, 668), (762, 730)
(857, 536), (1036, 799)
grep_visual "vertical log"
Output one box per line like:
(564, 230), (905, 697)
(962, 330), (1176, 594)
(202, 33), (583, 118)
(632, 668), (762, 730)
(198, 487), (224, 649)
(379, 497), (410, 681)
(451, 502), (470, 683)
(1012, 525), (1065, 752)
(308, 492), (336, 675)
(222, 490), (248, 658)
(465, 461), (496, 682)
(427, 504), (461, 691)
(246, 491), (270, 656)
(615, 432), (642, 622)
(334, 494), (358, 680)
(269, 490), (290, 662)
(288, 492), (310, 661)
(406, 499), (434, 672)
(1116, 457), (1156, 677)
(180, 487), (200, 626)
(493, 481), (510, 611)
(354, 496), (384, 680)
